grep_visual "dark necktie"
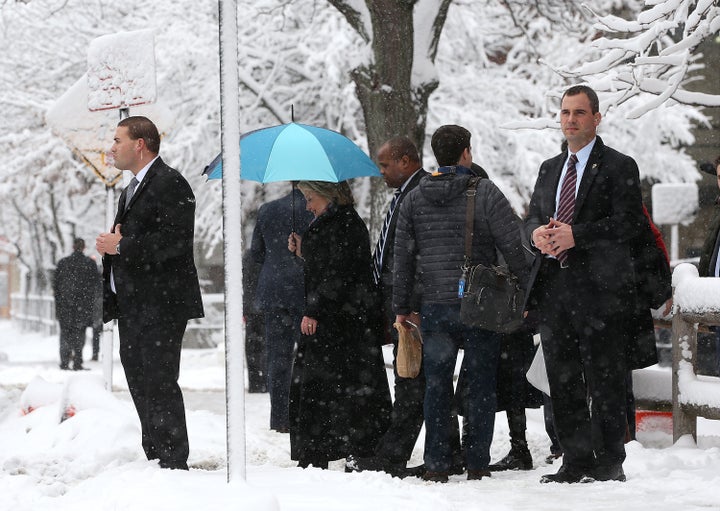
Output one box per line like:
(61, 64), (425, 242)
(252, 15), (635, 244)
(372, 188), (402, 284)
(124, 177), (139, 212)
(556, 154), (578, 265)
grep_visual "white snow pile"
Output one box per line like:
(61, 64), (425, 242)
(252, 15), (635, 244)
(673, 263), (720, 314)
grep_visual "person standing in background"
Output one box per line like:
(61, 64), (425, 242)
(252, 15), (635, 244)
(251, 188), (312, 432)
(53, 238), (100, 371)
(96, 116), (204, 470)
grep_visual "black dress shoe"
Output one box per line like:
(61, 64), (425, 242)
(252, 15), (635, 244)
(592, 464), (626, 482)
(345, 455), (423, 478)
(349, 455), (388, 472)
(397, 464), (426, 478)
(159, 460), (189, 470)
(449, 462), (465, 475)
(467, 469), (491, 480)
(489, 447), (533, 471)
(422, 471), (449, 483)
(298, 459), (328, 469)
(345, 455), (392, 472)
(540, 465), (591, 484)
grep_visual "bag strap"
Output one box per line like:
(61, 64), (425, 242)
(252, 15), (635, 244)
(463, 176), (482, 268)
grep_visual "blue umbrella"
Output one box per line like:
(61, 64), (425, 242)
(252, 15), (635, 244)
(202, 122), (380, 182)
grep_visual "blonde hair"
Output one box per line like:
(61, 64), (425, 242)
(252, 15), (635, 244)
(296, 180), (354, 206)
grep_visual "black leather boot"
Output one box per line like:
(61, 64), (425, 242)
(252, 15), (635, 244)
(488, 444), (533, 471)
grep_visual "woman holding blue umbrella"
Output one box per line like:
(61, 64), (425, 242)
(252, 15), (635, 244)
(287, 180), (392, 469)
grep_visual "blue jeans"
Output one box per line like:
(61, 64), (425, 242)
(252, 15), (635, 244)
(421, 303), (501, 472)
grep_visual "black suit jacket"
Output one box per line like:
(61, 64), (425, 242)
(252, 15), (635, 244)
(524, 136), (645, 314)
(377, 169), (427, 314)
(102, 157), (204, 324)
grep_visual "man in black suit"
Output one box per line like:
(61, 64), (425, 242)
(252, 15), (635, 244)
(96, 116), (204, 470)
(525, 85), (645, 484)
(251, 188), (312, 432)
(347, 136), (428, 476)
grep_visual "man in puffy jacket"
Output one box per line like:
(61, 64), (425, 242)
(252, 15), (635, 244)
(393, 124), (527, 482)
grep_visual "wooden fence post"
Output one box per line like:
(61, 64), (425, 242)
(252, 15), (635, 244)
(671, 313), (698, 442)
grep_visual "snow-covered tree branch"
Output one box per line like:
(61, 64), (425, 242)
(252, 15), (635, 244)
(556, 0), (720, 118)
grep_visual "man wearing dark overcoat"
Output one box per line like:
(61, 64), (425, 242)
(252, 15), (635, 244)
(251, 188), (312, 432)
(53, 238), (100, 370)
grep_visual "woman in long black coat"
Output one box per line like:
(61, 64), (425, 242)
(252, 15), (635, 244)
(287, 180), (392, 469)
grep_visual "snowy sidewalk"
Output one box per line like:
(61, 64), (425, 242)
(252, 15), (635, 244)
(3, 320), (720, 511)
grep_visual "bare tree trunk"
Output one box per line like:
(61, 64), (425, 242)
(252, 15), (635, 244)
(328, 0), (450, 236)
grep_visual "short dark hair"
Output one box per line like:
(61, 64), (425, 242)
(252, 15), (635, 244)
(383, 136), (420, 164)
(715, 154), (720, 169)
(73, 238), (85, 252)
(562, 85), (600, 114)
(431, 125), (471, 167)
(118, 116), (161, 154)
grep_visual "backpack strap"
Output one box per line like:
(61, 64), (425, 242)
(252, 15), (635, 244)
(464, 176), (483, 267)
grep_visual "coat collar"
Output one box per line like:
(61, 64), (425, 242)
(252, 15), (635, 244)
(573, 136), (604, 218)
(119, 157), (163, 218)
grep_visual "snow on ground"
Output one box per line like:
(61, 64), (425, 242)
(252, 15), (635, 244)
(2, 319), (720, 511)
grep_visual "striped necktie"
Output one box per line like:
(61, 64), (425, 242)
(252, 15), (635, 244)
(372, 188), (402, 284)
(556, 154), (578, 266)
(124, 177), (139, 212)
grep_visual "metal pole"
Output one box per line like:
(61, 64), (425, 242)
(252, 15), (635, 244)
(102, 184), (115, 391)
(101, 108), (130, 391)
(219, 0), (245, 482)
(671, 224), (679, 263)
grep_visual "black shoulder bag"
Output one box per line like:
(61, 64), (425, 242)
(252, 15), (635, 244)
(459, 177), (524, 333)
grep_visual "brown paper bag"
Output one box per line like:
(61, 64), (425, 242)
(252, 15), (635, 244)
(393, 321), (423, 378)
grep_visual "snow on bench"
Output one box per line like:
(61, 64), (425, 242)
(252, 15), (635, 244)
(670, 263), (720, 442)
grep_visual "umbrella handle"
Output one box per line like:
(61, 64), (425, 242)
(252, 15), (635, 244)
(291, 181), (297, 232)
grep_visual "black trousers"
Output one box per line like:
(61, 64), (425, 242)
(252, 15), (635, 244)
(265, 308), (302, 431)
(245, 313), (267, 393)
(59, 324), (85, 369)
(535, 262), (628, 471)
(373, 339), (426, 463)
(118, 315), (189, 468)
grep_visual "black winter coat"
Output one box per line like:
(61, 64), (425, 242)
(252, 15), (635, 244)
(289, 204), (392, 463)
(699, 200), (720, 277)
(54, 251), (100, 328)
